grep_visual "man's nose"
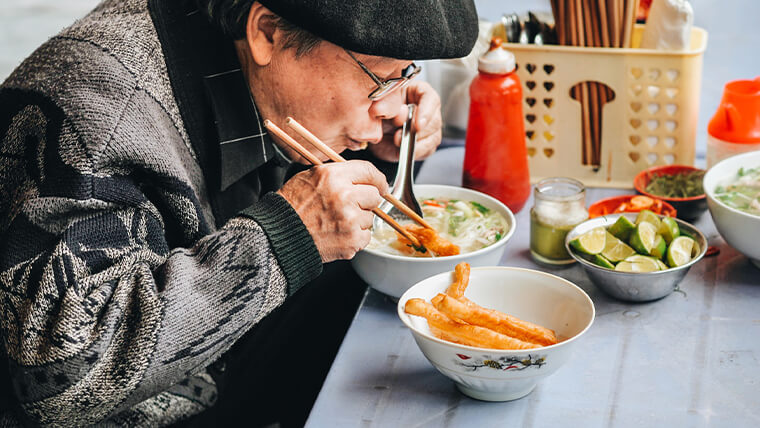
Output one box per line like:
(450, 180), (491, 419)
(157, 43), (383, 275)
(368, 89), (405, 121)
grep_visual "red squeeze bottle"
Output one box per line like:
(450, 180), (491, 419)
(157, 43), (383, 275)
(463, 38), (530, 213)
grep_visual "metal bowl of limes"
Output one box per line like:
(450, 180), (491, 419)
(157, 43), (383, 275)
(565, 212), (707, 302)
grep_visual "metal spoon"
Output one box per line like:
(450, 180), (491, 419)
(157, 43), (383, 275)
(377, 104), (423, 223)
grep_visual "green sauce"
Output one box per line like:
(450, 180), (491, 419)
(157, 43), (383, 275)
(530, 209), (576, 264)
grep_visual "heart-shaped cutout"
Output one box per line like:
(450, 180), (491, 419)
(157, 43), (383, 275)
(630, 68), (643, 79)
(629, 152), (641, 162)
(526, 114), (536, 123)
(543, 98), (553, 108)
(630, 102), (642, 112)
(526, 98), (536, 107)
(665, 120), (678, 132)
(526, 63), (537, 74)
(646, 136), (658, 147)
(543, 64), (555, 75)
(630, 84), (643, 96)
(543, 131), (554, 142)
(526, 130), (535, 140)
(664, 136), (676, 148)
(543, 115), (554, 125)
(663, 154), (675, 164)
(647, 153), (658, 164)
(647, 85), (660, 98)
(666, 69), (679, 82)
(649, 69), (661, 81)
(647, 119), (659, 131)
(543, 148), (555, 158)
(647, 103), (660, 114)
(665, 88), (679, 99)
(527, 147), (536, 157)
(665, 103), (677, 115)
(526, 81), (536, 90)
(629, 135), (641, 146)
(630, 118), (642, 129)
(543, 81), (554, 92)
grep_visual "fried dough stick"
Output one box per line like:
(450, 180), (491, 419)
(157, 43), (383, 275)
(397, 224), (460, 256)
(445, 262), (470, 299)
(404, 299), (538, 350)
(432, 293), (558, 346)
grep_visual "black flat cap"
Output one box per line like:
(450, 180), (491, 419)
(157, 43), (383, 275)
(258, 0), (480, 60)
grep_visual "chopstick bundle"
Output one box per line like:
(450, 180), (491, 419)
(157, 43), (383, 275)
(551, 0), (639, 168)
(263, 119), (427, 248)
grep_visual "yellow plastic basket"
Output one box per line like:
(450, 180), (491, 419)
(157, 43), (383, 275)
(506, 25), (708, 188)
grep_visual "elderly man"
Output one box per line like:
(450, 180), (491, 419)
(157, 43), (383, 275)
(0, 0), (478, 426)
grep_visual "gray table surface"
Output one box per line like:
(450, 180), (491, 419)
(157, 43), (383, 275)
(306, 147), (760, 428)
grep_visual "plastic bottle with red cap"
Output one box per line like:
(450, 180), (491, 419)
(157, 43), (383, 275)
(706, 76), (760, 168)
(463, 38), (531, 213)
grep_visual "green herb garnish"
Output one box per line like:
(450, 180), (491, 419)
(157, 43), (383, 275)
(448, 216), (465, 236)
(645, 170), (705, 198)
(470, 201), (490, 214)
(408, 244), (427, 253)
(495, 232), (502, 241)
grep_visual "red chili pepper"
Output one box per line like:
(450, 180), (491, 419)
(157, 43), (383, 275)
(423, 200), (444, 208)
(456, 354), (471, 360)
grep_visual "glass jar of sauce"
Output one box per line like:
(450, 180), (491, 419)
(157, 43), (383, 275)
(530, 177), (588, 265)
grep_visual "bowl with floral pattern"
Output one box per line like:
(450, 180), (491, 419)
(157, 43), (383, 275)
(398, 267), (595, 401)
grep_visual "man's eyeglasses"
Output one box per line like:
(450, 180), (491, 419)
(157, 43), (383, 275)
(345, 50), (421, 101)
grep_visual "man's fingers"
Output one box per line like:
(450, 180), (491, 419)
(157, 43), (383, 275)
(353, 184), (385, 211)
(343, 160), (389, 194)
(356, 210), (375, 231)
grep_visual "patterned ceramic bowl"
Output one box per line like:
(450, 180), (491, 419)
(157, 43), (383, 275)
(398, 267), (595, 401)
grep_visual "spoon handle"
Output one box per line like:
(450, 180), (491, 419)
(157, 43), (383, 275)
(391, 104), (424, 217)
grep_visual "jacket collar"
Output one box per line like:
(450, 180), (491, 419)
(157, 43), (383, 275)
(149, 0), (290, 192)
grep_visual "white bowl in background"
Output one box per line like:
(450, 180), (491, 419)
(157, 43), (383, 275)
(352, 184), (516, 298)
(703, 150), (760, 268)
(398, 267), (595, 401)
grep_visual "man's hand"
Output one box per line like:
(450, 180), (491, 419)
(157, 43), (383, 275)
(369, 81), (443, 162)
(277, 160), (389, 263)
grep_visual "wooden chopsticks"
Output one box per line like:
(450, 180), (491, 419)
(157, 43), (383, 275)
(552, 0), (639, 169)
(284, 117), (433, 230)
(263, 119), (426, 248)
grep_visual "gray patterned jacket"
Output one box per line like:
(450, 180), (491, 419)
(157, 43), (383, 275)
(0, 0), (322, 425)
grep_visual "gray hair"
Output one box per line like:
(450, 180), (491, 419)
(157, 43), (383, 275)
(196, 0), (321, 56)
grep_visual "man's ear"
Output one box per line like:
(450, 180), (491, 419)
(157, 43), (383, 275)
(245, 3), (279, 66)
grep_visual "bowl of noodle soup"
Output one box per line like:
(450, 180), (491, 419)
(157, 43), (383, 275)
(352, 185), (516, 298)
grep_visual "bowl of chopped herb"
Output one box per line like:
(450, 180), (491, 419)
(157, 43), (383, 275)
(634, 165), (707, 221)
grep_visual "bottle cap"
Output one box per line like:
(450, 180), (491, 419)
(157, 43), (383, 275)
(477, 38), (516, 74)
(708, 77), (760, 144)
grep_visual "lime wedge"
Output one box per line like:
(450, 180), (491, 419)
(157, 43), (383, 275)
(615, 260), (660, 273)
(593, 254), (616, 269)
(608, 216), (636, 241)
(692, 241), (701, 258)
(570, 227), (607, 255)
(601, 234), (636, 262)
(650, 234), (667, 260)
(629, 222), (657, 255)
(635, 209), (661, 229)
(666, 236), (696, 268)
(657, 217), (680, 244)
(656, 259), (669, 270)
(624, 254), (664, 271)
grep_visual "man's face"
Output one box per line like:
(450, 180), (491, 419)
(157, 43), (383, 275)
(256, 40), (413, 162)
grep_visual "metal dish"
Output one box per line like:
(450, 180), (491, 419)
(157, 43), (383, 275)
(564, 213), (707, 302)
